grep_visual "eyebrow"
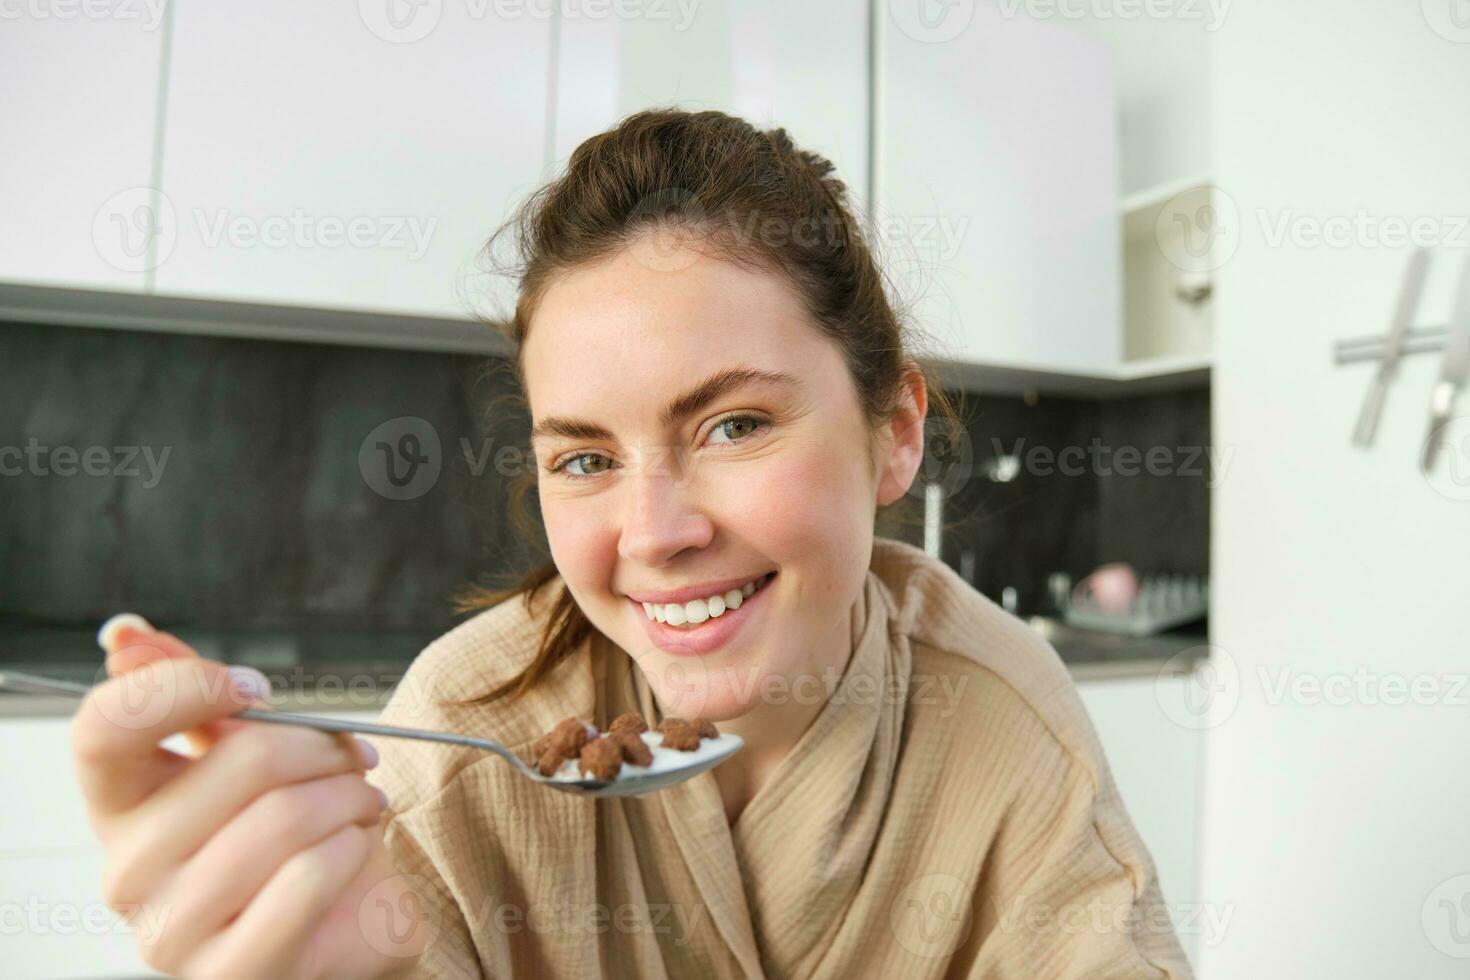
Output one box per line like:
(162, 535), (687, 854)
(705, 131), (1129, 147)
(529, 366), (802, 444)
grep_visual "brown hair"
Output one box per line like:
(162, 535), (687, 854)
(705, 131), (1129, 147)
(456, 107), (961, 704)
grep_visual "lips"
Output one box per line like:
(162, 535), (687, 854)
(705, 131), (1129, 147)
(624, 572), (773, 607)
(629, 571), (775, 657)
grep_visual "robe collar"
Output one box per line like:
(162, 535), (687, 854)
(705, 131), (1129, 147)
(598, 567), (906, 977)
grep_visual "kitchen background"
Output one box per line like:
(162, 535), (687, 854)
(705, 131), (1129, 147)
(0, 320), (1209, 660)
(3, 1), (1467, 978)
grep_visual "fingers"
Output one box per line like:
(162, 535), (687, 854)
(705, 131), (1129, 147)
(189, 825), (376, 979)
(101, 721), (371, 906)
(72, 657), (261, 819)
(98, 613), (243, 757)
(100, 613), (199, 675)
(138, 773), (388, 972)
(78, 613), (400, 978)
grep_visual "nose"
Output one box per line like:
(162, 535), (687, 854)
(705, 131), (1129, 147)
(617, 452), (714, 567)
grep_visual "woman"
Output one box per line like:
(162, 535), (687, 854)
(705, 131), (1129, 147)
(73, 109), (1193, 978)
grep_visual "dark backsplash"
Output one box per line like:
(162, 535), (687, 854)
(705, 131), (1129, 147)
(1, 321), (1210, 637)
(879, 386), (1212, 615)
(0, 321), (539, 637)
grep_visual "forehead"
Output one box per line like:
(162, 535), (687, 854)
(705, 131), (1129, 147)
(520, 243), (824, 421)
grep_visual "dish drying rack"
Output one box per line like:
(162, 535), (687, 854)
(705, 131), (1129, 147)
(1062, 574), (1209, 637)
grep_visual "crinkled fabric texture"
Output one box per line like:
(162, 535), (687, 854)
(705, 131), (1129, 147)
(370, 537), (1194, 979)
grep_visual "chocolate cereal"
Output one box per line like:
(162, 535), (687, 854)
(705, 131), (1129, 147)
(578, 737), (623, 781)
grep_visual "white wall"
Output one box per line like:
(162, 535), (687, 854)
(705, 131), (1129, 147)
(1048, 6), (1215, 194)
(1201, 3), (1470, 976)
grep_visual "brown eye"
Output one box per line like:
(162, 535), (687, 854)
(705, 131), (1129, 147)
(709, 416), (764, 444)
(560, 453), (613, 477)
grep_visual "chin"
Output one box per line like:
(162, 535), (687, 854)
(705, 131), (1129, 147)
(641, 656), (767, 723)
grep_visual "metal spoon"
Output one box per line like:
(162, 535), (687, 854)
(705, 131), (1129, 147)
(0, 669), (741, 798)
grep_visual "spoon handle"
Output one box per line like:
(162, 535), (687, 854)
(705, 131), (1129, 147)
(0, 669), (519, 761)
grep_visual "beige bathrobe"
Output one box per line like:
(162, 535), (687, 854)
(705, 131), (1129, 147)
(370, 537), (1194, 978)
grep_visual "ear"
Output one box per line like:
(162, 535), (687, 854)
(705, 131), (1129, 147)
(875, 364), (929, 507)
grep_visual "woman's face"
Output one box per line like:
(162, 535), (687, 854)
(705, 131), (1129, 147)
(521, 232), (923, 722)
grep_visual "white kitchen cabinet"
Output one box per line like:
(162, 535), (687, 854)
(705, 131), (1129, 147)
(0, 13), (164, 292)
(1075, 671), (1202, 966)
(0, 717), (99, 853)
(153, 1), (551, 320)
(0, 849), (158, 980)
(0, 708), (380, 980)
(877, 0), (1120, 373)
(553, 0), (869, 213)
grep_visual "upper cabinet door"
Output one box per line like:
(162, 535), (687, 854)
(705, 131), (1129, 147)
(154, 2), (551, 320)
(878, 1), (1120, 373)
(0, 12), (164, 292)
(553, 0), (869, 214)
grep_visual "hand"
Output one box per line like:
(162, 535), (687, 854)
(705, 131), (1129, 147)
(71, 614), (427, 979)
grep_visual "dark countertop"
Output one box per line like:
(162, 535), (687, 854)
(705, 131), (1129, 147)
(0, 618), (1210, 718)
(0, 624), (429, 718)
(1028, 616), (1210, 680)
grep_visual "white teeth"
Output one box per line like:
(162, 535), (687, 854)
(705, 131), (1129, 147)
(639, 573), (770, 627)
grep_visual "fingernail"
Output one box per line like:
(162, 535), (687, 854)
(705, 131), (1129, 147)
(226, 665), (272, 702)
(97, 613), (154, 654)
(374, 786), (390, 811)
(356, 737), (380, 770)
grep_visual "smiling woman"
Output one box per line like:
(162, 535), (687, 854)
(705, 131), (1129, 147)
(355, 108), (1195, 978)
(68, 108), (1191, 980)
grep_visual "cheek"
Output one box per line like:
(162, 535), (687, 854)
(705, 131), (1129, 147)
(540, 495), (618, 596)
(736, 438), (876, 586)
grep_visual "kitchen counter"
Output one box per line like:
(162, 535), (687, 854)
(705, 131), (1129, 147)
(0, 619), (1210, 718)
(0, 624), (429, 718)
(1028, 616), (1210, 681)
